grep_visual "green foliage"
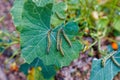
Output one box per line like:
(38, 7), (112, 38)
(11, 0), (83, 68)
(11, 0), (25, 27)
(90, 44), (120, 80)
(51, 2), (67, 27)
(10, 0), (120, 79)
(52, 2), (67, 19)
(32, 0), (53, 7)
(96, 18), (109, 30)
(113, 17), (120, 32)
(20, 58), (56, 79)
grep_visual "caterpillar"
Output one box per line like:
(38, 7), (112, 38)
(101, 51), (116, 67)
(111, 56), (120, 67)
(62, 29), (72, 47)
(57, 28), (62, 51)
(47, 30), (52, 54)
(59, 38), (64, 56)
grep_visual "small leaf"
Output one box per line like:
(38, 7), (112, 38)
(52, 2), (67, 19)
(20, 58), (56, 79)
(27, 67), (46, 80)
(11, 0), (25, 27)
(51, 14), (64, 27)
(97, 18), (109, 30)
(51, 2), (67, 27)
(113, 17), (120, 32)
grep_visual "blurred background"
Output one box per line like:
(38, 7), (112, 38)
(0, 0), (120, 80)
(0, 0), (26, 80)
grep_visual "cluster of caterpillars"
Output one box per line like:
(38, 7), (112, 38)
(46, 28), (72, 56)
(101, 51), (120, 67)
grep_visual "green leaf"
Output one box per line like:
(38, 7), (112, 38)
(33, 68), (54, 80)
(97, 18), (109, 30)
(113, 30), (120, 36)
(32, 0), (53, 7)
(51, 2), (67, 27)
(26, 67), (54, 80)
(11, 0), (83, 67)
(34, 68), (44, 80)
(52, 2), (67, 19)
(20, 58), (56, 79)
(90, 44), (120, 80)
(113, 17), (120, 32)
(51, 14), (64, 27)
(11, 0), (25, 27)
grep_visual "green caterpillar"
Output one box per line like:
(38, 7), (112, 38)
(101, 51), (116, 67)
(56, 28), (72, 56)
(47, 30), (52, 54)
(62, 29), (72, 47)
(59, 38), (64, 56)
(111, 55), (120, 67)
(57, 28), (62, 51)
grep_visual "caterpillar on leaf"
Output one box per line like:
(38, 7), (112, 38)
(59, 38), (64, 56)
(57, 28), (62, 51)
(47, 30), (52, 54)
(111, 56), (120, 67)
(62, 29), (72, 47)
(101, 51), (116, 67)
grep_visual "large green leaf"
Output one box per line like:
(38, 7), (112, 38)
(20, 58), (56, 79)
(11, 0), (83, 67)
(90, 44), (120, 80)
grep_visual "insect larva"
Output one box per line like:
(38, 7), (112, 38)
(111, 56), (120, 67)
(57, 28), (62, 50)
(62, 29), (72, 47)
(47, 30), (52, 54)
(59, 38), (64, 56)
(101, 58), (106, 67)
(101, 51), (116, 67)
